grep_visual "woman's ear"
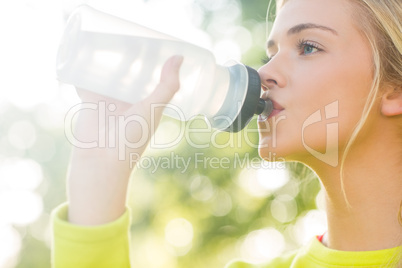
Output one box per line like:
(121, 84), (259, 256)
(381, 85), (402, 117)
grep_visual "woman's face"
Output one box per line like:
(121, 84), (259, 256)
(258, 0), (374, 165)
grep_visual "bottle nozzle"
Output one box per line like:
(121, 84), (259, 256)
(255, 98), (273, 117)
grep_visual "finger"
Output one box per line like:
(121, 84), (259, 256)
(122, 55), (183, 138)
(144, 55), (184, 106)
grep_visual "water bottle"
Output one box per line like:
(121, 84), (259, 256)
(56, 5), (273, 132)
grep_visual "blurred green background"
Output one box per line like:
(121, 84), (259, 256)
(0, 0), (326, 267)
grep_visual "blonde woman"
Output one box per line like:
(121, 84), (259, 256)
(52, 0), (402, 267)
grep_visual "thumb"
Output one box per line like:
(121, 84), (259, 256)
(144, 55), (184, 106)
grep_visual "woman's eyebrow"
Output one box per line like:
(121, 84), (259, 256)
(287, 23), (338, 36)
(267, 23), (338, 49)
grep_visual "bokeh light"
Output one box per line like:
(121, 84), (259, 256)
(0, 190), (43, 226)
(0, 1), (61, 110)
(213, 40), (242, 64)
(28, 133), (57, 163)
(238, 163), (289, 198)
(0, 225), (21, 268)
(7, 121), (37, 151)
(29, 213), (52, 247)
(132, 231), (176, 268)
(0, 158), (43, 191)
(190, 175), (214, 202)
(257, 164), (289, 191)
(165, 218), (194, 255)
(292, 210), (327, 246)
(210, 189), (233, 217)
(0, 0), (326, 267)
(270, 194), (298, 223)
(240, 228), (285, 263)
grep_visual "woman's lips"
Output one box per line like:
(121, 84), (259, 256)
(271, 99), (285, 110)
(270, 107), (285, 118)
(258, 99), (284, 121)
(258, 108), (284, 121)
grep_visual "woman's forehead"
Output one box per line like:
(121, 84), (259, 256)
(269, 0), (352, 37)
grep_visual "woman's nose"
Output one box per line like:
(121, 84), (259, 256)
(257, 56), (287, 90)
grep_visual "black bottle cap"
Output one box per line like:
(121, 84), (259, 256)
(223, 66), (262, 133)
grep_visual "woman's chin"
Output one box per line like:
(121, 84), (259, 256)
(258, 137), (307, 163)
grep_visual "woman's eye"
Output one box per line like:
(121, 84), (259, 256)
(261, 56), (272, 65)
(303, 45), (318, 55)
(261, 54), (276, 65)
(297, 39), (322, 56)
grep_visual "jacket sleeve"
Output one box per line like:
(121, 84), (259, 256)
(225, 251), (298, 268)
(51, 203), (131, 268)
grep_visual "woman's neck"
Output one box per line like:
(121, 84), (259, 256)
(308, 125), (402, 251)
(323, 165), (401, 251)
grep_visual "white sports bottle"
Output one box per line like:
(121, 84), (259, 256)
(56, 5), (273, 132)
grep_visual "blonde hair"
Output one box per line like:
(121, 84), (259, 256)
(339, 0), (402, 207)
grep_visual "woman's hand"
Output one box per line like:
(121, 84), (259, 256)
(67, 55), (183, 225)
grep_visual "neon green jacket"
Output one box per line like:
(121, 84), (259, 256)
(52, 204), (401, 267)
